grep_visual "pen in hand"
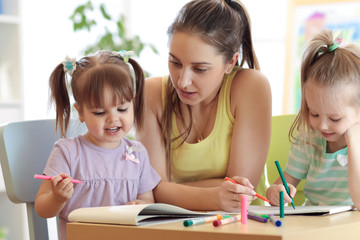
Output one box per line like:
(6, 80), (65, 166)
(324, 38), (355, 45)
(224, 177), (270, 203)
(34, 174), (84, 183)
(274, 160), (295, 209)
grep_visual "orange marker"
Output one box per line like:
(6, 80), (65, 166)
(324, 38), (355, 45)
(224, 177), (270, 203)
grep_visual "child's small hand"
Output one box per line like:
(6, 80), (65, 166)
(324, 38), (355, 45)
(50, 173), (74, 203)
(345, 122), (360, 147)
(266, 183), (296, 206)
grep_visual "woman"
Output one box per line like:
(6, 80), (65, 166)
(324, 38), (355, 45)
(137, 0), (271, 212)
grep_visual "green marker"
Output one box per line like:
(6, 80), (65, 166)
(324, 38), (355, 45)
(280, 191), (284, 218)
(275, 160), (295, 209)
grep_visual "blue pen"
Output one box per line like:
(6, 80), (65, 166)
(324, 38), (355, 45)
(275, 160), (295, 209)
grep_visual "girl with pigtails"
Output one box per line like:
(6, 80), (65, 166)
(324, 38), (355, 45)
(35, 50), (160, 240)
(137, 0), (272, 212)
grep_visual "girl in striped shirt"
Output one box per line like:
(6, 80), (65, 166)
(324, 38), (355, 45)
(266, 29), (360, 209)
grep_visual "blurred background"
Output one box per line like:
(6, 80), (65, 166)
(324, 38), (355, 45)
(1, 0), (360, 239)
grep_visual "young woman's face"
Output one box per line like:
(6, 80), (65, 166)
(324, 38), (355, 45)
(305, 79), (360, 150)
(168, 32), (236, 105)
(76, 85), (134, 149)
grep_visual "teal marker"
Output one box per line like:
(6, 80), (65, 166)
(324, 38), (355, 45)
(275, 160), (295, 209)
(280, 191), (284, 218)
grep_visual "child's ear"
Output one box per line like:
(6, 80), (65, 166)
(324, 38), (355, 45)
(74, 103), (85, 123)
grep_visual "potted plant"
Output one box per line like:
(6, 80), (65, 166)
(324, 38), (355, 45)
(69, 1), (158, 75)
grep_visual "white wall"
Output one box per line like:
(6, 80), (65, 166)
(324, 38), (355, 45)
(21, 0), (289, 121)
(21, 0), (124, 120)
(243, 0), (288, 115)
(126, 0), (288, 116)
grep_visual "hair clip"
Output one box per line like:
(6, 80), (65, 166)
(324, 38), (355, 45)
(61, 56), (77, 76)
(113, 50), (134, 63)
(317, 31), (343, 55)
(328, 31), (343, 52)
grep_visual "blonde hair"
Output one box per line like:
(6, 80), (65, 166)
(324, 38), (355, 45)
(290, 29), (360, 143)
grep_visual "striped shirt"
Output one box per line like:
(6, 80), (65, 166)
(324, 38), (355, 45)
(285, 130), (352, 206)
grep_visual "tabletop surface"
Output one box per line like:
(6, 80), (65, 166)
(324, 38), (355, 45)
(67, 211), (360, 240)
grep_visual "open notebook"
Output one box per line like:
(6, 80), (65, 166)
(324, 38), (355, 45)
(68, 203), (355, 226)
(247, 205), (355, 216)
(68, 203), (215, 226)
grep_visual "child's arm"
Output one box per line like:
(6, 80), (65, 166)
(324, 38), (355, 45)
(346, 123), (360, 209)
(266, 171), (300, 206)
(125, 191), (155, 205)
(35, 173), (74, 218)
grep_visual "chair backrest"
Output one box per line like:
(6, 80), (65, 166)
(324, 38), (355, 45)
(0, 119), (86, 240)
(266, 114), (306, 205)
(254, 114), (306, 206)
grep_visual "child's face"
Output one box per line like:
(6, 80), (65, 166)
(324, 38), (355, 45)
(305, 79), (360, 151)
(76, 85), (134, 149)
(168, 32), (237, 106)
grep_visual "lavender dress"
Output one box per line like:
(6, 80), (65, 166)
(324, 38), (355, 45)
(43, 135), (161, 240)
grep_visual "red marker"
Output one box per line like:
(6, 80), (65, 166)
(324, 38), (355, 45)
(213, 214), (241, 227)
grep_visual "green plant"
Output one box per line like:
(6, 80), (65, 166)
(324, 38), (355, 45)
(0, 227), (7, 240)
(69, 1), (158, 60)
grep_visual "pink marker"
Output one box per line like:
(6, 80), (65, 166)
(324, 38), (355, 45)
(241, 195), (247, 224)
(34, 174), (84, 183)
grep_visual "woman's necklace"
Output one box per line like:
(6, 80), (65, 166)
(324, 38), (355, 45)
(192, 118), (204, 143)
(191, 94), (219, 143)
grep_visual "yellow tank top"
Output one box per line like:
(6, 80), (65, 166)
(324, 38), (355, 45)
(161, 67), (240, 183)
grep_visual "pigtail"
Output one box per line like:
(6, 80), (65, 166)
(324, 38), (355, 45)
(49, 64), (71, 138)
(128, 58), (145, 130)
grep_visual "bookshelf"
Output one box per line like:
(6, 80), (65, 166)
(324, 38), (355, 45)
(0, 0), (23, 125)
(0, 2), (27, 240)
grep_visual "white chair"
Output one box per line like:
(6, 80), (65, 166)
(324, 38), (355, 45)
(0, 119), (86, 240)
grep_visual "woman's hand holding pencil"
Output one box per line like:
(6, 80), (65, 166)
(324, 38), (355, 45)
(219, 176), (257, 212)
(224, 177), (270, 203)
